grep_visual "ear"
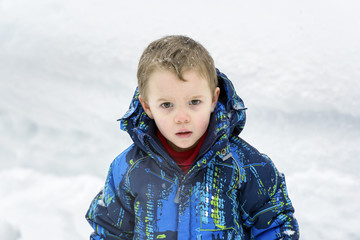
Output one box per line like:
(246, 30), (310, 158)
(211, 87), (220, 112)
(139, 95), (154, 119)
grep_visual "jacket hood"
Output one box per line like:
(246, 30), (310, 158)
(119, 69), (246, 147)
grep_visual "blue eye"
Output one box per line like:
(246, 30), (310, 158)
(190, 100), (200, 105)
(161, 102), (173, 108)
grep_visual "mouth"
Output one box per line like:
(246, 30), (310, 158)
(175, 131), (192, 138)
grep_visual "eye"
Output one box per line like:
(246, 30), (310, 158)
(190, 100), (201, 105)
(161, 102), (173, 108)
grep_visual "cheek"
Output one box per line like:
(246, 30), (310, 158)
(196, 114), (211, 129)
(153, 116), (172, 131)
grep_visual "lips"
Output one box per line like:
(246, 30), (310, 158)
(175, 131), (192, 138)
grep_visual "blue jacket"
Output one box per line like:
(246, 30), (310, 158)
(86, 70), (299, 239)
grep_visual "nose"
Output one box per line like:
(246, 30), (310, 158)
(174, 108), (190, 124)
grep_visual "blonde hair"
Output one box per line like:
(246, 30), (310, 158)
(137, 35), (217, 101)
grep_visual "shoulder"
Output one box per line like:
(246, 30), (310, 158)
(229, 135), (269, 162)
(107, 144), (147, 186)
(229, 135), (278, 188)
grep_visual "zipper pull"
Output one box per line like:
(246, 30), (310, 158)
(174, 186), (181, 204)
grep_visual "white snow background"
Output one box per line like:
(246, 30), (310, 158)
(1, 0), (360, 239)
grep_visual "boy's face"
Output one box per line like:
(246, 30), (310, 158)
(140, 69), (220, 152)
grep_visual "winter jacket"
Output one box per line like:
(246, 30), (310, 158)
(86, 69), (299, 239)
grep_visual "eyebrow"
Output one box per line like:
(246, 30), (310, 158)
(156, 95), (205, 102)
(156, 97), (173, 102)
(191, 95), (205, 99)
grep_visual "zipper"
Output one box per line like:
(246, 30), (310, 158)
(144, 137), (183, 177)
(143, 137), (185, 204)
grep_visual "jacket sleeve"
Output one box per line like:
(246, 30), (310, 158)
(239, 153), (299, 240)
(85, 157), (135, 240)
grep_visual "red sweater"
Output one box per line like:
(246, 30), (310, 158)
(157, 130), (207, 174)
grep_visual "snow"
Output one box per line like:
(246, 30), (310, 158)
(1, 0), (360, 239)
(0, 219), (21, 240)
(0, 169), (103, 240)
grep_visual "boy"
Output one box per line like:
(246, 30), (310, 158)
(86, 35), (299, 239)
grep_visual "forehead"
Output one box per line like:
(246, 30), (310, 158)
(147, 70), (211, 98)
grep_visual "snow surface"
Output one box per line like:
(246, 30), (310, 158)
(1, 0), (360, 239)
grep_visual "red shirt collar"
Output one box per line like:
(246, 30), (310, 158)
(157, 130), (207, 174)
